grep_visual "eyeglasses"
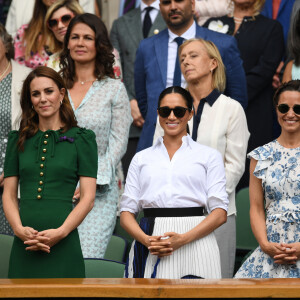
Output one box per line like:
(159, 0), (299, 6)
(277, 104), (300, 115)
(47, 13), (74, 29)
(157, 106), (191, 118)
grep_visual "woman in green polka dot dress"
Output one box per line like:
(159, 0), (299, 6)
(2, 66), (98, 278)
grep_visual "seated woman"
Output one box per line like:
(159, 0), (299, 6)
(3, 66), (97, 278)
(120, 86), (228, 279)
(235, 80), (300, 278)
(154, 38), (249, 278)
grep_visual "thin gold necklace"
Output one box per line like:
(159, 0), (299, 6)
(0, 61), (11, 81)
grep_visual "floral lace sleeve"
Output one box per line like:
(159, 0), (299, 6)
(14, 24), (49, 69)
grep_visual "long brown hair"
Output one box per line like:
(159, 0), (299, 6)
(18, 66), (77, 150)
(23, 0), (48, 60)
(59, 13), (115, 88)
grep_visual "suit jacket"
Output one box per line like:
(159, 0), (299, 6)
(110, 7), (166, 138)
(11, 60), (31, 130)
(261, 0), (295, 45)
(134, 24), (247, 151)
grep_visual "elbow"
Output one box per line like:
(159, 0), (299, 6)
(217, 209), (227, 227)
(120, 212), (126, 230)
(220, 212), (227, 226)
(88, 199), (94, 212)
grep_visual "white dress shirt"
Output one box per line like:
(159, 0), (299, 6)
(153, 94), (250, 216)
(140, 0), (159, 23)
(166, 21), (196, 88)
(120, 135), (228, 215)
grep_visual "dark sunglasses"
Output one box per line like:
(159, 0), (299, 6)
(277, 104), (300, 115)
(48, 13), (74, 29)
(157, 106), (191, 118)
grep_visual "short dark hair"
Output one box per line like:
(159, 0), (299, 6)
(60, 13), (115, 88)
(18, 66), (77, 150)
(158, 86), (193, 110)
(0, 23), (14, 60)
(273, 80), (300, 106)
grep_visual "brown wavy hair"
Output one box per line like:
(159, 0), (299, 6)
(59, 13), (115, 88)
(18, 66), (77, 151)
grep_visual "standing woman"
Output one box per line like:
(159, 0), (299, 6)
(3, 66), (97, 278)
(0, 24), (31, 235)
(13, 0), (55, 68)
(44, 0), (122, 77)
(121, 86), (228, 279)
(154, 38), (249, 278)
(204, 0), (284, 189)
(235, 80), (300, 278)
(60, 13), (131, 258)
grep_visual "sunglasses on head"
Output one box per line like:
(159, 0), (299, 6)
(47, 13), (74, 29)
(157, 106), (191, 118)
(277, 103), (300, 115)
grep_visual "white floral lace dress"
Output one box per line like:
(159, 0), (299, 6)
(235, 140), (300, 278)
(68, 78), (131, 258)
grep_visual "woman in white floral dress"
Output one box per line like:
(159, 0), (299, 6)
(235, 80), (300, 278)
(59, 13), (131, 258)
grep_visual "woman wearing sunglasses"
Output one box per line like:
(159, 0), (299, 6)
(235, 80), (300, 278)
(45, 0), (122, 79)
(120, 86), (229, 279)
(44, 0), (83, 72)
(154, 38), (249, 278)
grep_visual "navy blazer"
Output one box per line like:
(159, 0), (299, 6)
(261, 0), (295, 45)
(134, 24), (247, 152)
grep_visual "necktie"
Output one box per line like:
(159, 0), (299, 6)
(173, 37), (184, 86)
(123, 0), (136, 15)
(143, 7), (154, 38)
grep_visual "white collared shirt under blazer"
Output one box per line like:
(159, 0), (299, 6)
(120, 135), (228, 214)
(153, 94), (250, 216)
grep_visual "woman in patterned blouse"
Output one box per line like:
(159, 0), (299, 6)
(59, 13), (132, 259)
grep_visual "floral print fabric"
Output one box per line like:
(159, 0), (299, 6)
(14, 24), (49, 69)
(235, 140), (300, 278)
(69, 78), (131, 258)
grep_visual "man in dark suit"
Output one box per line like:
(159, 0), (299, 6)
(110, 0), (166, 176)
(135, 0), (247, 152)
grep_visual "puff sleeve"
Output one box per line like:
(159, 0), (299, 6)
(75, 128), (98, 179)
(4, 131), (19, 178)
(247, 143), (274, 181)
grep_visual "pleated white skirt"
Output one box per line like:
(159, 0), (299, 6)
(127, 216), (221, 279)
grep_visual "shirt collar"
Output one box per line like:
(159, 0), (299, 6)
(153, 134), (193, 149)
(168, 21), (196, 43)
(140, 0), (159, 12)
(200, 89), (221, 107)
